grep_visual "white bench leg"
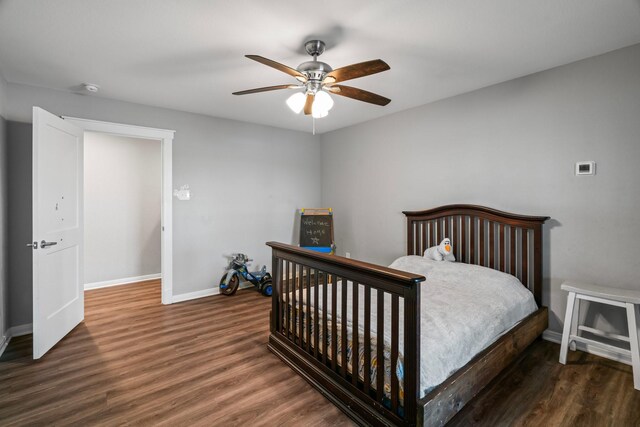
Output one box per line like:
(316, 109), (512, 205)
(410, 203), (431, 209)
(626, 303), (640, 390)
(559, 292), (576, 364)
(569, 296), (580, 351)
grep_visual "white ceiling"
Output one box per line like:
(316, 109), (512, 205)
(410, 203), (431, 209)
(1, 0), (639, 133)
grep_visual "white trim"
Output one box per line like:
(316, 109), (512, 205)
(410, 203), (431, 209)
(84, 273), (161, 290)
(0, 324), (34, 358)
(171, 288), (219, 304)
(9, 324), (30, 338)
(62, 116), (174, 305)
(171, 283), (255, 304)
(543, 329), (632, 366)
(161, 134), (173, 305)
(62, 116), (175, 140)
(10, 323), (33, 337)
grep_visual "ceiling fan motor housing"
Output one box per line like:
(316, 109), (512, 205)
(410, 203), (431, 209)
(298, 41), (332, 94)
(297, 60), (332, 82)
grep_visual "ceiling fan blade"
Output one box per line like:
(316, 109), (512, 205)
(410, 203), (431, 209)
(304, 94), (315, 115)
(327, 85), (391, 106)
(232, 84), (300, 95)
(245, 55), (307, 82)
(323, 59), (390, 84)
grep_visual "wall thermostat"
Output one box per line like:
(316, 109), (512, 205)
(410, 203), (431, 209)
(575, 161), (596, 176)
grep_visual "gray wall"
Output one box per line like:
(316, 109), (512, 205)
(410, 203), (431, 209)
(0, 74), (7, 117)
(6, 44), (639, 335)
(84, 132), (161, 285)
(7, 121), (32, 327)
(321, 43), (640, 335)
(5, 83), (321, 327)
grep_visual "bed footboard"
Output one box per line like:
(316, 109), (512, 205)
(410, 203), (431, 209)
(267, 242), (426, 426)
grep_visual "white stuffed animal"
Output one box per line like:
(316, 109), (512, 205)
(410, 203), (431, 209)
(424, 238), (456, 262)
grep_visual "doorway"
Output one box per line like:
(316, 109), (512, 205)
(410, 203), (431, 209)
(63, 117), (174, 305)
(84, 131), (161, 293)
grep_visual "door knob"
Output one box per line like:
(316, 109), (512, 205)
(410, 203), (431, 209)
(41, 240), (58, 248)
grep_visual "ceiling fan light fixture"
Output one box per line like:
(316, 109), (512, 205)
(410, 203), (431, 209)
(311, 90), (334, 118)
(286, 92), (306, 114)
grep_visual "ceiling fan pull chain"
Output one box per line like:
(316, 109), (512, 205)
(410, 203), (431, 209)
(312, 117), (316, 135)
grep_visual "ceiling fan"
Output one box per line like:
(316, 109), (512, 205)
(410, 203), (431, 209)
(232, 40), (391, 118)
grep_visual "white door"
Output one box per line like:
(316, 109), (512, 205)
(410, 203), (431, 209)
(32, 107), (84, 359)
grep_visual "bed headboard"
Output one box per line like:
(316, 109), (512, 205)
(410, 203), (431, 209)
(403, 205), (549, 305)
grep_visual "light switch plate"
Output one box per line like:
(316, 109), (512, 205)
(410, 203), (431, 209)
(173, 184), (191, 200)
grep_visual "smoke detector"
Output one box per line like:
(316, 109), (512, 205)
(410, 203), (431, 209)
(83, 83), (100, 93)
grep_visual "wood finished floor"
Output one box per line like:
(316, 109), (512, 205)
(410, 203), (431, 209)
(1, 280), (639, 426)
(0, 280), (353, 426)
(448, 339), (640, 426)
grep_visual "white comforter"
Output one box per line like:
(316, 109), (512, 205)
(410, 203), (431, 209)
(292, 256), (537, 397)
(388, 256), (537, 395)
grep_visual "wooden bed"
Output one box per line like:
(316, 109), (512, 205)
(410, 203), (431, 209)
(267, 205), (549, 426)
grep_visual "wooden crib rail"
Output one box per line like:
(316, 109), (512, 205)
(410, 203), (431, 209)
(266, 242), (426, 426)
(267, 242), (425, 286)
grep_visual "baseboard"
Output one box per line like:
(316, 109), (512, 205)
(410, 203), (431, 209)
(0, 323), (33, 358)
(542, 329), (632, 366)
(171, 282), (254, 304)
(9, 323), (33, 337)
(171, 288), (219, 303)
(84, 273), (161, 290)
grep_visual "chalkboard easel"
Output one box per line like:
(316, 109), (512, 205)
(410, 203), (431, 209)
(299, 208), (335, 254)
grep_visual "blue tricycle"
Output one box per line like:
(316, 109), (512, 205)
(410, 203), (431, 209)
(219, 253), (272, 297)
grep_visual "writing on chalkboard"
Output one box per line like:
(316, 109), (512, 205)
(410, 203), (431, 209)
(299, 210), (334, 252)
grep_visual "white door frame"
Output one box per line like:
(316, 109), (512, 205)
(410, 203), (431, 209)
(63, 116), (175, 305)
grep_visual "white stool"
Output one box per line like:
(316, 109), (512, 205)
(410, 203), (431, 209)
(559, 281), (640, 390)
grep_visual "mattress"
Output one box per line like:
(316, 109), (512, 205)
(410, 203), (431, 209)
(284, 255), (538, 400)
